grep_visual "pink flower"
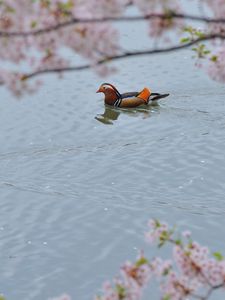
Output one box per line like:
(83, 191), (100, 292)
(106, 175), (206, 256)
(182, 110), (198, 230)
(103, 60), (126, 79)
(1, 0), (225, 95)
(161, 271), (200, 300)
(182, 230), (191, 239)
(145, 219), (170, 244)
(208, 48), (225, 83)
(121, 261), (151, 287)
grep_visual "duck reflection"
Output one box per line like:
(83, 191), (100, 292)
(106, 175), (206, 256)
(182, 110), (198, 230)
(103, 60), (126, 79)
(95, 106), (120, 125)
(95, 104), (160, 125)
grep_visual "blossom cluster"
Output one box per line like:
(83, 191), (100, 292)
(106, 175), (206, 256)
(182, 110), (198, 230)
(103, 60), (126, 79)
(0, 0), (124, 95)
(93, 219), (225, 300)
(0, 0), (225, 95)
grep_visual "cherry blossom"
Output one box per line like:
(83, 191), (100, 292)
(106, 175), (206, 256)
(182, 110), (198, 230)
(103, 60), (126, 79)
(94, 219), (225, 300)
(207, 48), (225, 82)
(0, 1), (225, 96)
(52, 218), (225, 300)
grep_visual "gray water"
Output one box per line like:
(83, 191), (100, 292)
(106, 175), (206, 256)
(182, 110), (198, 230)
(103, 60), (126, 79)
(1, 21), (225, 300)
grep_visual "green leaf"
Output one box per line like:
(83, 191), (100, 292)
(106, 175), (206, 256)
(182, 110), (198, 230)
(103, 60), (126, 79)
(213, 252), (224, 261)
(199, 44), (205, 50)
(31, 21), (37, 28)
(58, 0), (74, 11)
(163, 295), (171, 300)
(185, 250), (191, 256)
(195, 31), (205, 38)
(154, 219), (161, 228)
(180, 37), (190, 43)
(183, 26), (194, 33)
(162, 266), (171, 276)
(135, 257), (149, 267)
(175, 239), (182, 245)
(0, 296), (5, 300)
(211, 55), (218, 62)
(116, 284), (126, 300)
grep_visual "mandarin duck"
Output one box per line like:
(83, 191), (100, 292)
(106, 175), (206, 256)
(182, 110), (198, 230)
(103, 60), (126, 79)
(96, 83), (169, 108)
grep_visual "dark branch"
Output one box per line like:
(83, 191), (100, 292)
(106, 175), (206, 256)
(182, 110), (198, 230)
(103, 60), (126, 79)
(24, 34), (225, 80)
(202, 283), (225, 300)
(1, 13), (225, 38)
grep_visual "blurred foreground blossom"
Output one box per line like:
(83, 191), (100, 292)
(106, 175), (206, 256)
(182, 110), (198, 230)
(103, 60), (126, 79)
(0, 0), (225, 95)
(51, 219), (225, 300)
(94, 219), (225, 300)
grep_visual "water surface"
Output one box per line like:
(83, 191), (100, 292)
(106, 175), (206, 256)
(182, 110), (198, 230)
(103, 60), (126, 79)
(0, 21), (225, 300)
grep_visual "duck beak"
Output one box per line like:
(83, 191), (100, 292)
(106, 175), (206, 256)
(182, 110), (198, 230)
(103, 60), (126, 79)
(96, 87), (103, 93)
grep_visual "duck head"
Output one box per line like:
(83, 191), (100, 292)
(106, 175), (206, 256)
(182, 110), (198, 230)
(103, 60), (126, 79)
(96, 83), (121, 105)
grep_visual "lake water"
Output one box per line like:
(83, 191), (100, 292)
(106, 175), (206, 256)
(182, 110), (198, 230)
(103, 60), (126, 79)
(0, 19), (225, 300)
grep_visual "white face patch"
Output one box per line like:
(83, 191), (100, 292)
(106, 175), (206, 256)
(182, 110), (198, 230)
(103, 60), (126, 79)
(102, 84), (114, 90)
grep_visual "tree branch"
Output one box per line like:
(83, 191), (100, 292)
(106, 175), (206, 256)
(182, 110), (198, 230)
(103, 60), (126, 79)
(23, 34), (225, 80)
(1, 13), (225, 38)
(202, 282), (225, 300)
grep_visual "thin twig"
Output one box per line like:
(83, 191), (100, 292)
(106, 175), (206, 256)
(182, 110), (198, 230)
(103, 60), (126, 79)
(167, 237), (225, 300)
(23, 34), (225, 80)
(0, 13), (225, 38)
(203, 283), (225, 300)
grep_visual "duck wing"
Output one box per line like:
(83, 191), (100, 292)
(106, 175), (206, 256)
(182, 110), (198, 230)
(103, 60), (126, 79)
(121, 92), (139, 99)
